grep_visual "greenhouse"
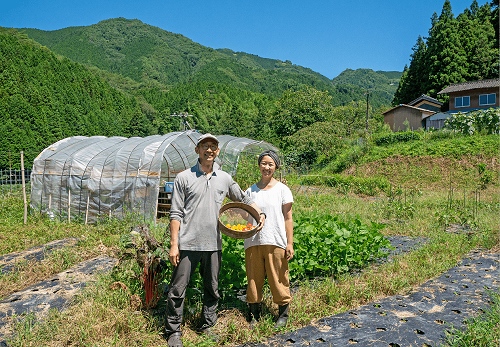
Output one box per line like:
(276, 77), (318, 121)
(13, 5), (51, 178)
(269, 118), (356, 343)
(30, 130), (279, 224)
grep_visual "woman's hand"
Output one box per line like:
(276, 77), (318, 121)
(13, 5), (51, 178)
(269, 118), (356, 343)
(283, 202), (293, 260)
(285, 244), (294, 260)
(256, 213), (266, 231)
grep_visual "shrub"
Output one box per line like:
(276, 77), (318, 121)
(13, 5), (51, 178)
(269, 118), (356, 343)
(373, 131), (422, 146)
(423, 128), (457, 141)
(281, 121), (345, 167)
(444, 108), (499, 135)
(325, 138), (369, 173)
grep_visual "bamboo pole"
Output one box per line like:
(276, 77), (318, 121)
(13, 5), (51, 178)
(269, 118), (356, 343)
(68, 190), (71, 222)
(85, 194), (90, 225)
(21, 151), (27, 225)
(8, 151), (12, 193)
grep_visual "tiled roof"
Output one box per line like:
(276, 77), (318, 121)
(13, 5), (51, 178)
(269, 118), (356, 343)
(437, 78), (500, 94)
(382, 104), (436, 115)
(408, 94), (443, 106)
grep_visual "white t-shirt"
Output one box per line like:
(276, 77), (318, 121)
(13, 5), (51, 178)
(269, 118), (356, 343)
(244, 182), (294, 250)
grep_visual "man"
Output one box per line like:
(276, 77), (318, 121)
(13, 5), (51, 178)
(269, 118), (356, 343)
(165, 133), (265, 347)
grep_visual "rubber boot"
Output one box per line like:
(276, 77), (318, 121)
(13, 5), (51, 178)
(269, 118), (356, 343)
(274, 303), (289, 329)
(248, 303), (261, 328)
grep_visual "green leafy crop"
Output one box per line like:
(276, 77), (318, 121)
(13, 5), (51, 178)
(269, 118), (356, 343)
(290, 213), (392, 281)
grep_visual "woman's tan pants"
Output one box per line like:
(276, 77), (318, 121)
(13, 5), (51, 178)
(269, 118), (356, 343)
(245, 245), (291, 305)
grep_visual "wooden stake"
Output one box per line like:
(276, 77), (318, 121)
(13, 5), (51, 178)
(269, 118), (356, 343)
(48, 193), (52, 211)
(85, 194), (90, 225)
(21, 151), (27, 225)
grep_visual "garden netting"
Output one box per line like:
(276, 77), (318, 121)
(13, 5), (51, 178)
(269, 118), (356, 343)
(30, 130), (279, 223)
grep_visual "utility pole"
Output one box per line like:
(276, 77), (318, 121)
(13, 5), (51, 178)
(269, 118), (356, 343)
(364, 90), (370, 133)
(170, 112), (194, 131)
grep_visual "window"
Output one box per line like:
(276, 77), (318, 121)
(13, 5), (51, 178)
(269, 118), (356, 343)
(479, 93), (496, 106)
(455, 96), (470, 108)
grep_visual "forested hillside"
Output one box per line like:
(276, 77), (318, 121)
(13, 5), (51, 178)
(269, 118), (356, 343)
(19, 18), (394, 108)
(393, 0), (498, 106)
(0, 28), (152, 168)
(0, 15), (410, 172)
(0, 25), (389, 171)
(332, 69), (401, 105)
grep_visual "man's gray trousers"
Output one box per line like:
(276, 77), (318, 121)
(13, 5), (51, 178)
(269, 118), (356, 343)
(164, 250), (222, 335)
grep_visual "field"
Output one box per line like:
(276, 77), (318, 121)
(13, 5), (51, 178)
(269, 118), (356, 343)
(0, 133), (499, 346)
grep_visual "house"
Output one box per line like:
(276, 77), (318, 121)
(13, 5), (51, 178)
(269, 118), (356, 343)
(382, 94), (441, 131)
(437, 78), (499, 113)
(422, 112), (454, 130)
(407, 94), (443, 112)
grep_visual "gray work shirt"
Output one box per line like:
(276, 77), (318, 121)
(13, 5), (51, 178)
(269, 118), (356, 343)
(170, 161), (254, 251)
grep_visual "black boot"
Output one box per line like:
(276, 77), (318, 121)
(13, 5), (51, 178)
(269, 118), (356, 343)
(248, 303), (261, 327)
(274, 303), (289, 329)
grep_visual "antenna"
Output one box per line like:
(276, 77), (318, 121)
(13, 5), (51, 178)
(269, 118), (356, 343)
(170, 112), (194, 131)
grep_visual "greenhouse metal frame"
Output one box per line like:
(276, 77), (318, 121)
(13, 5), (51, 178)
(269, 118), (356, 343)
(30, 130), (279, 223)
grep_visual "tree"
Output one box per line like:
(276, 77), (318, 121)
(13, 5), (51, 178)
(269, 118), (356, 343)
(492, 0), (499, 47)
(459, 3), (498, 80)
(392, 0), (499, 106)
(271, 86), (334, 138)
(392, 36), (429, 105)
(281, 121), (344, 166)
(331, 101), (369, 136)
(426, 0), (468, 95)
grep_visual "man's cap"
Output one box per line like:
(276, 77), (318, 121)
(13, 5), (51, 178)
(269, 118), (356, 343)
(196, 133), (219, 146)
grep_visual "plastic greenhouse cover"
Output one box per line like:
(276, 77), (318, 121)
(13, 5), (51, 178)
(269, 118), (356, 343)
(30, 130), (279, 224)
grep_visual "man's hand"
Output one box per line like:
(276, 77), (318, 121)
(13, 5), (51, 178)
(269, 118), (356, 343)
(169, 244), (180, 267)
(169, 219), (181, 266)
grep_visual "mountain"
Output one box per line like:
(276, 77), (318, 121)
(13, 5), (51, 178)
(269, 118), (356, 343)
(19, 18), (398, 108)
(0, 28), (152, 169)
(331, 69), (402, 105)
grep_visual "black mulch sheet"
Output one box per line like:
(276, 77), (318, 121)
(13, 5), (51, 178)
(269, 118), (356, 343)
(0, 238), (79, 275)
(240, 245), (499, 347)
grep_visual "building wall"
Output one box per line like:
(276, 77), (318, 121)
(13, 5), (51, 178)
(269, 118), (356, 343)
(384, 108), (424, 132)
(449, 87), (499, 112)
(426, 119), (446, 130)
(384, 112), (395, 131)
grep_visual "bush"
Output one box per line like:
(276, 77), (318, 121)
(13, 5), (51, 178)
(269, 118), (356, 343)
(281, 121), (345, 167)
(373, 131), (422, 146)
(444, 108), (499, 135)
(323, 138), (369, 173)
(423, 128), (457, 141)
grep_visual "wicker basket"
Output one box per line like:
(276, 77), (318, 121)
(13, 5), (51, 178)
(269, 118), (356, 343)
(218, 202), (261, 239)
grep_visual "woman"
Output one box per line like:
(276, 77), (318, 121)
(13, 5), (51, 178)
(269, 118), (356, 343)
(244, 150), (294, 328)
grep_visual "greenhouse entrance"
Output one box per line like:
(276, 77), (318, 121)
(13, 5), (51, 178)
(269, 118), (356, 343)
(30, 130), (279, 224)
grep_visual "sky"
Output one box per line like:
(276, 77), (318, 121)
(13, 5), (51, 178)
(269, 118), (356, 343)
(1, 0), (482, 79)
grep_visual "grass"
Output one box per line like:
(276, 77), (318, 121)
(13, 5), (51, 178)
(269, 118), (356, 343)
(440, 291), (500, 347)
(1, 140), (499, 346)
